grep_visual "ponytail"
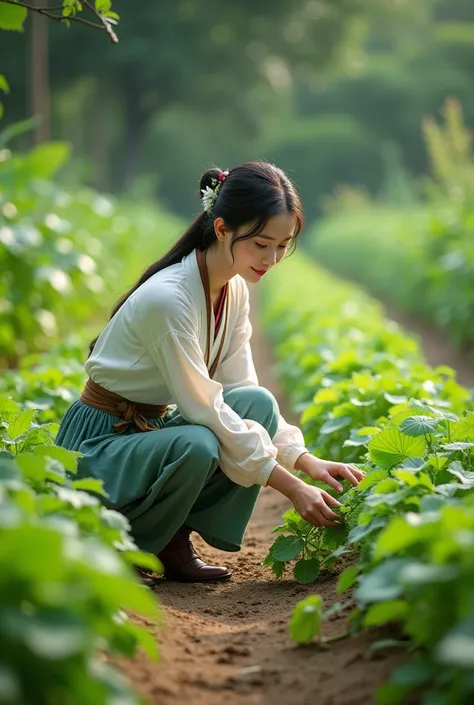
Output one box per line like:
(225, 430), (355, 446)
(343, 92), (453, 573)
(88, 210), (216, 355)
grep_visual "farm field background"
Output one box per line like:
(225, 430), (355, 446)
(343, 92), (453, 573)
(2, 1), (474, 704)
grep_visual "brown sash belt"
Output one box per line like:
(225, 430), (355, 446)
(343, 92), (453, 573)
(80, 378), (168, 434)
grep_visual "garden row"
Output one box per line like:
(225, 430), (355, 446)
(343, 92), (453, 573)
(260, 252), (474, 705)
(0, 138), (181, 366)
(0, 135), (178, 702)
(308, 99), (474, 351)
(0, 334), (162, 705)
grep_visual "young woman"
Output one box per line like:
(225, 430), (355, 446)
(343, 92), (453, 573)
(56, 161), (363, 588)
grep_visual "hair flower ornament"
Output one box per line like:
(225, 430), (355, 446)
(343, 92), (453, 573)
(201, 170), (229, 212)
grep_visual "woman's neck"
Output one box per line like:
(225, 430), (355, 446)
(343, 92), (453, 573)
(204, 244), (235, 299)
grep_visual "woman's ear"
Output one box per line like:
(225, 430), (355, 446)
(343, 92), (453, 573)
(213, 217), (227, 243)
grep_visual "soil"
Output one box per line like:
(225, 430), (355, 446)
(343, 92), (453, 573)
(118, 284), (413, 705)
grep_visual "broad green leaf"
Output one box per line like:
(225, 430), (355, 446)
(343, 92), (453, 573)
(324, 525), (347, 549)
(441, 441), (474, 452)
(33, 445), (78, 473)
(427, 455), (449, 471)
(27, 142), (71, 180)
(270, 535), (304, 562)
(7, 409), (36, 439)
(435, 483), (470, 497)
(320, 415), (352, 435)
(399, 415), (439, 437)
(101, 508), (131, 532)
(313, 388), (338, 404)
(393, 469), (433, 490)
(289, 595), (323, 644)
(336, 565), (358, 593)
(392, 469), (420, 487)
(355, 558), (408, 604)
(72, 477), (107, 496)
(293, 557), (320, 583)
(96, 0), (112, 11)
(271, 560), (286, 578)
(373, 478), (400, 494)
(358, 469), (389, 491)
(2, 609), (87, 659)
(55, 487), (98, 509)
(446, 412), (474, 442)
(0, 2), (27, 30)
(358, 426), (382, 436)
(390, 409), (427, 427)
(281, 507), (306, 532)
(399, 457), (425, 469)
(446, 462), (474, 487)
(374, 517), (431, 560)
(121, 621), (159, 661)
(365, 489), (408, 508)
(347, 516), (387, 544)
(363, 600), (408, 627)
(369, 427), (426, 469)
(15, 454), (48, 483)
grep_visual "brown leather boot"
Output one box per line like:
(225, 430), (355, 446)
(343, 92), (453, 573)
(158, 526), (232, 583)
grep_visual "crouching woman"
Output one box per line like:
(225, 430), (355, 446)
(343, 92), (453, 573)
(56, 161), (363, 587)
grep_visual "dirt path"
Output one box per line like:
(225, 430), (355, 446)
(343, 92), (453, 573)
(119, 285), (407, 705)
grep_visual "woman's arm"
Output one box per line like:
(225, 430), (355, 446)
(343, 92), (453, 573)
(214, 282), (309, 468)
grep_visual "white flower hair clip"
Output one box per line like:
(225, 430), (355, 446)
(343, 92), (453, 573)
(201, 170), (229, 212)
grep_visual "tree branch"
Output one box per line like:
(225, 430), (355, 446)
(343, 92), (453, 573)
(0, 0), (118, 41)
(82, 0), (118, 44)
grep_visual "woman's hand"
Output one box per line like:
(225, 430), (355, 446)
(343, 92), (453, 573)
(295, 453), (364, 493)
(289, 482), (342, 527)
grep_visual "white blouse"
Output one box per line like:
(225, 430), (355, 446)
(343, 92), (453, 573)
(85, 249), (308, 488)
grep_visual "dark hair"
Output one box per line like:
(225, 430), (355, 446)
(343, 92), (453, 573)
(89, 160), (303, 355)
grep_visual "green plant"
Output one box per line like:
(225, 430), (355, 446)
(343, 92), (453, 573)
(260, 252), (474, 704)
(308, 99), (474, 352)
(0, 393), (162, 704)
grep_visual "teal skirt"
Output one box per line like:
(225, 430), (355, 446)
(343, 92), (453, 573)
(56, 386), (279, 555)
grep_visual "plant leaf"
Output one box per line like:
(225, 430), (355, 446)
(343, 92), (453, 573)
(293, 557), (320, 583)
(399, 415), (439, 437)
(270, 535), (304, 562)
(289, 595), (323, 644)
(369, 427), (426, 469)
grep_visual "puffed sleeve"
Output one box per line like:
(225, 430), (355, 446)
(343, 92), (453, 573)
(130, 284), (279, 488)
(214, 281), (309, 471)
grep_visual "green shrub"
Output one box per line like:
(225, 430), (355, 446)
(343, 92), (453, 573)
(261, 253), (474, 704)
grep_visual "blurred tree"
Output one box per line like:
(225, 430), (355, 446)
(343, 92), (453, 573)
(1, 0), (119, 145)
(3, 0), (375, 191)
(291, 0), (474, 214)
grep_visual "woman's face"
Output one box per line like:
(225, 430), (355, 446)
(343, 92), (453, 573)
(222, 211), (297, 283)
